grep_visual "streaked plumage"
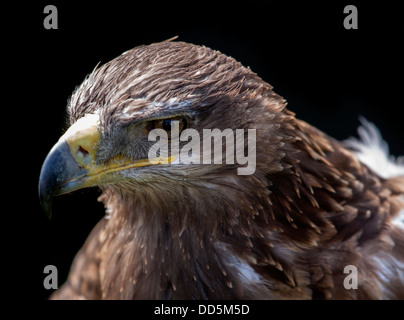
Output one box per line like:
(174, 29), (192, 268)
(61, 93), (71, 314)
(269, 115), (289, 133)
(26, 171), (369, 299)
(39, 41), (404, 299)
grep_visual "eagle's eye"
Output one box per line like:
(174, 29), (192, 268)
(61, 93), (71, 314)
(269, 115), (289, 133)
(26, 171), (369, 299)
(145, 116), (189, 139)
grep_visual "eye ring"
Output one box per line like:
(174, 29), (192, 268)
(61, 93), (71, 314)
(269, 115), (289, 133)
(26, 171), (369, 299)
(145, 116), (189, 139)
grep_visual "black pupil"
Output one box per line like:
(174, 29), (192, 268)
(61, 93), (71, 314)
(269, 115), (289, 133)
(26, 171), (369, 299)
(162, 119), (172, 131)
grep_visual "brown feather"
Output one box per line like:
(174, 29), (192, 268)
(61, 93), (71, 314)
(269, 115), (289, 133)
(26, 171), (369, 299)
(51, 41), (404, 300)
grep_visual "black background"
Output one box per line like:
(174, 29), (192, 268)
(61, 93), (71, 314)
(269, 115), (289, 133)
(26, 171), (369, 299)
(8, 1), (403, 303)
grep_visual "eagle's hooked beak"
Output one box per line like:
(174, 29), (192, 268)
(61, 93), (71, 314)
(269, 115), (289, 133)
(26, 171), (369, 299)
(38, 113), (173, 218)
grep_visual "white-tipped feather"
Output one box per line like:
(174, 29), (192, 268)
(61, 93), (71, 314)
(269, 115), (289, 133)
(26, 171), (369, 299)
(345, 117), (404, 179)
(345, 117), (404, 229)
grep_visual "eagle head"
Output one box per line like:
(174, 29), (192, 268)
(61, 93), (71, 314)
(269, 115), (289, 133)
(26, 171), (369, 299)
(39, 41), (290, 219)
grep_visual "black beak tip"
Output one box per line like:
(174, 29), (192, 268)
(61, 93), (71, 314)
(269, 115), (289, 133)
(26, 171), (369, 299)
(38, 141), (70, 220)
(38, 166), (54, 219)
(39, 192), (53, 219)
(38, 140), (87, 219)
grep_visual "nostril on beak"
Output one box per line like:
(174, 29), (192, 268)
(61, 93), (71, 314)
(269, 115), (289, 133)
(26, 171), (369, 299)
(78, 145), (89, 156)
(76, 145), (92, 166)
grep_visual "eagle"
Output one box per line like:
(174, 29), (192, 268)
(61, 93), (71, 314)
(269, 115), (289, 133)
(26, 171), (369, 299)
(39, 40), (404, 299)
